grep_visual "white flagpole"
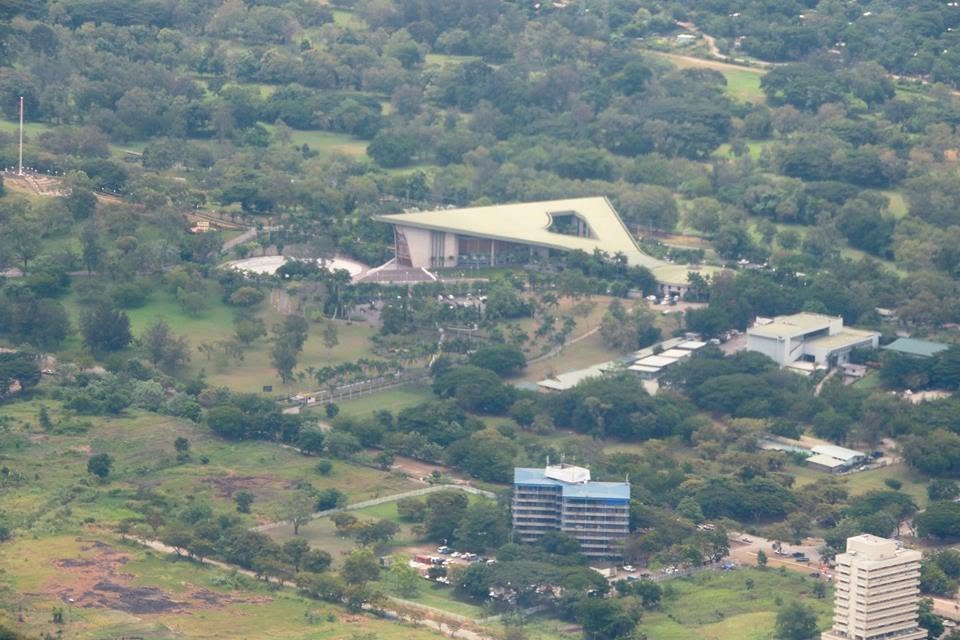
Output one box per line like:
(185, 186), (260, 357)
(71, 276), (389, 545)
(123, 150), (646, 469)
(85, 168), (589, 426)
(17, 96), (24, 176)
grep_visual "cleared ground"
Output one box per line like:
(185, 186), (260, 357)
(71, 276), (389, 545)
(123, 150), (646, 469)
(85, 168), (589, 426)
(0, 534), (447, 640)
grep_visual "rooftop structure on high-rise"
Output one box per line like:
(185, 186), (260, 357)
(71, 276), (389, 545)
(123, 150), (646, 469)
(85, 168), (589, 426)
(512, 463), (629, 559)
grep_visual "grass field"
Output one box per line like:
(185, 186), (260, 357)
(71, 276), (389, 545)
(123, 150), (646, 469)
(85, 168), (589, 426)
(790, 462), (929, 508)
(0, 399), (419, 531)
(650, 52), (766, 103)
(425, 53), (480, 67)
(0, 118), (52, 137)
(334, 387), (434, 418)
(639, 568), (832, 640)
(260, 123), (369, 157)
(526, 568), (831, 640)
(60, 281), (378, 393)
(713, 140), (769, 160)
(0, 534), (447, 640)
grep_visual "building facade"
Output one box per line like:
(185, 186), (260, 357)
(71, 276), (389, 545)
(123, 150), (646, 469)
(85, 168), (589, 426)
(512, 464), (630, 558)
(746, 313), (880, 371)
(375, 198), (724, 292)
(822, 534), (925, 640)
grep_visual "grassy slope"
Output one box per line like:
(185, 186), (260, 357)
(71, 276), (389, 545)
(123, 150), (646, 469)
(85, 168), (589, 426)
(0, 535), (446, 640)
(60, 284), (377, 393)
(0, 399), (419, 529)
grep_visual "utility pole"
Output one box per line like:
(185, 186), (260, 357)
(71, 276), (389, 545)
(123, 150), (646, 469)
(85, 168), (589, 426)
(17, 96), (24, 176)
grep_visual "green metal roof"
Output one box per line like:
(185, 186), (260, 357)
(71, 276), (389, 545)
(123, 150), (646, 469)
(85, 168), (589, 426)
(882, 337), (950, 358)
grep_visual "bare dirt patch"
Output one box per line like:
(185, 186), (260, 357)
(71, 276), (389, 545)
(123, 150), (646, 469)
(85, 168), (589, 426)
(203, 475), (271, 498)
(45, 539), (273, 615)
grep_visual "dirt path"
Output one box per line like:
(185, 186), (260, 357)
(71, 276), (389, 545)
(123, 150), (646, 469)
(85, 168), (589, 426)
(128, 536), (496, 640)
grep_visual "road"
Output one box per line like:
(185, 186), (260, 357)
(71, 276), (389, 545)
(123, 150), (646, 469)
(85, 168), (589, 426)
(128, 535), (496, 640)
(729, 531), (960, 621)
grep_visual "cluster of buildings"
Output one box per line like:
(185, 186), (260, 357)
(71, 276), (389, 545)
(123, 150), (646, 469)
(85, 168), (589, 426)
(627, 337), (707, 378)
(510, 466), (929, 640)
(761, 437), (870, 474)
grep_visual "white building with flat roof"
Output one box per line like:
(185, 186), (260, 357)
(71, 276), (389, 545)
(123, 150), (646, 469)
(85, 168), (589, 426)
(746, 313), (879, 370)
(822, 534), (925, 640)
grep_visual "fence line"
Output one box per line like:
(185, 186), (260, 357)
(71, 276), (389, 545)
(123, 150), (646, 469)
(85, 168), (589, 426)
(252, 484), (496, 532)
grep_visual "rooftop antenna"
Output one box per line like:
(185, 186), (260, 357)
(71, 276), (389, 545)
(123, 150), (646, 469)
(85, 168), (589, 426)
(17, 96), (24, 176)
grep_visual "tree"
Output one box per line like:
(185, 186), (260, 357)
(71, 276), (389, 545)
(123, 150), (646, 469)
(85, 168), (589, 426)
(286, 490), (316, 536)
(577, 598), (639, 640)
(64, 188), (97, 220)
(424, 491), (469, 543)
(756, 549), (768, 568)
(282, 538), (310, 571)
(234, 315), (267, 345)
(140, 319), (190, 372)
(775, 601), (818, 640)
(397, 497), (427, 522)
(342, 548), (380, 585)
(454, 502), (508, 552)
(235, 491), (255, 513)
(0, 352), (41, 399)
(81, 304), (132, 352)
(315, 488), (347, 511)
(354, 520), (400, 546)
(322, 323), (339, 349)
(87, 453), (113, 480)
(228, 286), (265, 307)
(298, 430), (325, 455)
(384, 561), (422, 597)
(916, 501), (960, 539)
(271, 339), (299, 384)
(468, 344), (526, 376)
(918, 598), (944, 640)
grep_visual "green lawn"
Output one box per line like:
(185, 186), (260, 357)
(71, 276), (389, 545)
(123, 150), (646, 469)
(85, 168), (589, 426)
(649, 51), (766, 103)
(333, 387), (434, 418)
(0, 117), (52, 137)
(332, 8), (363, 28)
(261, 123), (369, 157)
(637, 568), (831, 640)
(790, 462), (929, 508)
(713, 140), (768, 160)
(525, 568), (832, 640)
(61, 281), (379, 393)
(424, 53), (480, 67)
(880, 189), (909, 218)
(0, 399), (419, 531)
(398, 584), (487, 619)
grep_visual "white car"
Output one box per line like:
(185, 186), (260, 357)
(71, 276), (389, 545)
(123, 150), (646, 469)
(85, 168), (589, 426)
(740, 536), (753, 543)
(621, 565), (637, 572)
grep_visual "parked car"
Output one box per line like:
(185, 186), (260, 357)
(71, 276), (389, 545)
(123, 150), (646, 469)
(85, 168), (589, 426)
(621, 565), (637, 572)
(740, 536), (753, 543)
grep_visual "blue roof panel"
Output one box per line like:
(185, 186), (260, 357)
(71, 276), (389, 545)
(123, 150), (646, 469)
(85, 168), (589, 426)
(513, 468), (630, 500)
